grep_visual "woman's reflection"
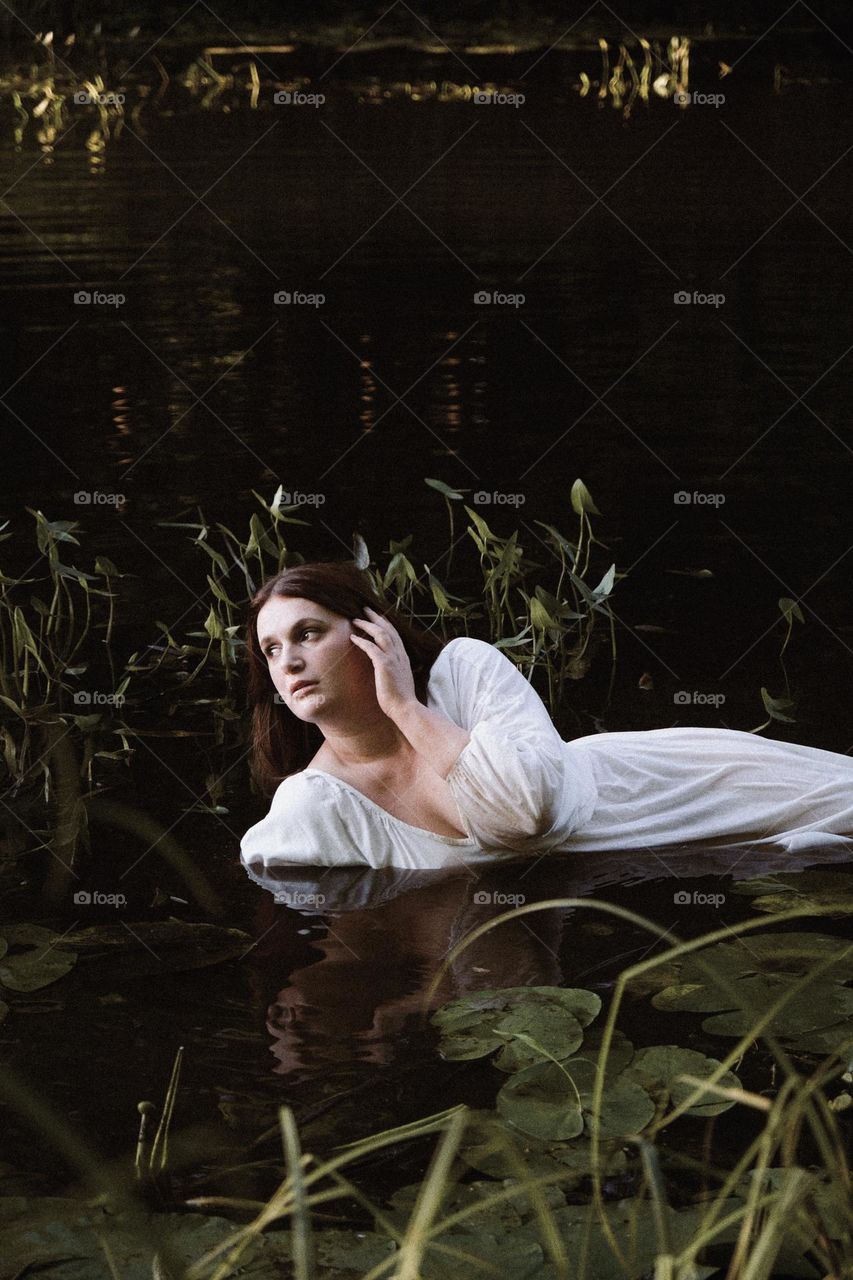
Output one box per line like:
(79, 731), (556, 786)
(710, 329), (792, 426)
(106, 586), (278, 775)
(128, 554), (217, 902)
(246, 842), (853, 1077)
(260, 864), (564, 1075)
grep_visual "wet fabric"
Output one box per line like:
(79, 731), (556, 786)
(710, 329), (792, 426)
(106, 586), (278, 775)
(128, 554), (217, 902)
(240, 637), (853, 872)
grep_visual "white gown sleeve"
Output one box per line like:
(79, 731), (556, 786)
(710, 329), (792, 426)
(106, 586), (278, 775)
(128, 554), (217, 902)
(438, 638), (597, 854)
(240, 772), (370, 868)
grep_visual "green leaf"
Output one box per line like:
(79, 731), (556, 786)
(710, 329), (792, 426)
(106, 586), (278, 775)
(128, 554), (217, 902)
(646, 931), (853, 1045)
(497, 1056), (655, 1141)
(0, 925), (77, 992)
(760, 686), (797, 722)
(432, 987), (601, 1066)
(591, 563), (616, 600)
(528, 596), (555, 631)
(732, 871), (853, 919)
(497, 1060), (584, 1140)
(570, 478), (601, 516)
(626, 1045), (742, 1116)
(425, 477), (465, 500)
(779, 596), (805, 624)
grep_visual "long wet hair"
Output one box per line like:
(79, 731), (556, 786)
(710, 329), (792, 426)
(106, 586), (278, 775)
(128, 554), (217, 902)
(245, 561), (447, 796)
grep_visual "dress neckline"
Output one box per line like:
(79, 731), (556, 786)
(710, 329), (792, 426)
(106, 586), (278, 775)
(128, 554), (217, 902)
(300, 768), (475, 846)
(299, 638), (475, 846)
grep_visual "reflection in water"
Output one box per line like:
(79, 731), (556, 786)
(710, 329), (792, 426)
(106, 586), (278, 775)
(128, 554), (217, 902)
(247, 842), (853, 1078)
(4, 33), (696, 161)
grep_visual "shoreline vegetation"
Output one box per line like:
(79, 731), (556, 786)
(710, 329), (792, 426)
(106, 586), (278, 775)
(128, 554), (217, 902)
(1, 11), (846, 136)
(1, 1), (851, 55)
(0, 481), (621, 897)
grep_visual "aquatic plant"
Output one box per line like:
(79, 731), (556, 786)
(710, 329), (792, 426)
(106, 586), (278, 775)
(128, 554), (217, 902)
(3, 902), (853, 1278)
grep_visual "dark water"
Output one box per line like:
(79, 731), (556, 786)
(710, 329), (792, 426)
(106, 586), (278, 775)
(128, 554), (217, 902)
(3, 34), (853, 746)
(5, 843), (853, 1200)
(2, 31), (853, 1196)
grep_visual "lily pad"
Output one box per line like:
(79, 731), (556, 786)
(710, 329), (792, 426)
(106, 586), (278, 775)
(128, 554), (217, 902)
(431, 986), (601, 1070)
(625, 1045), (742, 1117)
(0, 1195), (396, 1280)
(0, 1196), (261, 1280)
(61, 921), (253, 978)
(497, 1056), (656, 1141)
(550, 1197), (743, 1280)
(731, 870), (853, 917)
(391, 1179), (741, 1280)
(643, 932), (853, 1046)
(457, 1110), (629, 1181)
(0, 925), (77, 992)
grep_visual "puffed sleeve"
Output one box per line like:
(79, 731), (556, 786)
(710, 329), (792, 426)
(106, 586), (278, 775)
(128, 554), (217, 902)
(438, 638), (598, 854)
(240, 772), (370, 869)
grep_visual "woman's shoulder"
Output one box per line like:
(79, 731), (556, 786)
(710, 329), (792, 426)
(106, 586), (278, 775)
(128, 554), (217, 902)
(433, 635), (501, 670)
(268, 767), (335, 812)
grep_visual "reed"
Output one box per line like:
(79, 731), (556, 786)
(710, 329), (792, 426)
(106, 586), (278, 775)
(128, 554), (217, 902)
(2, 904), (851, 1279)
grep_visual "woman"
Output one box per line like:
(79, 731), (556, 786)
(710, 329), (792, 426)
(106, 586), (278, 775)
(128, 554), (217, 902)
(240, 560), (853, 872)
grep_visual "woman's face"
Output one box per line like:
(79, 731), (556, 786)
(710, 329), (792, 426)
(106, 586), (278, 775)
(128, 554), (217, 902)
(256, 594), (374, 721)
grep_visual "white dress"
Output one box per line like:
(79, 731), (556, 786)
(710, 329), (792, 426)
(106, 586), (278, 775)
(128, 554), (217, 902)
(240, 636), (853, 873)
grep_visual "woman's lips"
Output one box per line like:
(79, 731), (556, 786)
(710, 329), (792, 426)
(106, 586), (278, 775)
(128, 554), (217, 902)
(292, 682), (318, 696)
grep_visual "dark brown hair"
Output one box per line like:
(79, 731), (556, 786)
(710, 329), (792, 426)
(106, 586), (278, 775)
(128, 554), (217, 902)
(245, 561), (447, 796)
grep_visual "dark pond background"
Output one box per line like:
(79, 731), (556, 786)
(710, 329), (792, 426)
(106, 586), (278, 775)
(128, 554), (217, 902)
(2, 21), (853, 1200)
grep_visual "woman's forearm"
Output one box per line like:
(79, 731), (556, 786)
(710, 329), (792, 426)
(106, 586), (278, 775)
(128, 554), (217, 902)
(393, 700), (471, 779)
